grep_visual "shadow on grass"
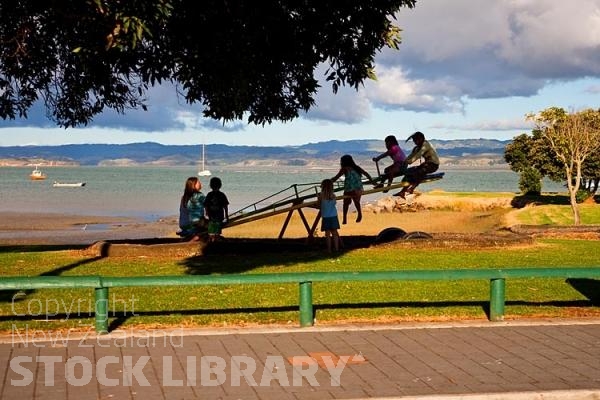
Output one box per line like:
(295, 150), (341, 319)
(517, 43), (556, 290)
(0, 256), (104, 304)
(566, 278), (600, 305)
(511, 194), (572, 208)
(511, 193), (600, 208)
(3, 299), (596, 332)
(179, 236), (377, 275)
(0, 244), (88, 253)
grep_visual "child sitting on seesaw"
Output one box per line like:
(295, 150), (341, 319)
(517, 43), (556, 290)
(397, 131), (440, 199)
(372, 134), (407, 192)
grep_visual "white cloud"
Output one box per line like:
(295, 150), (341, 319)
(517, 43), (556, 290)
(364, 66), (465, 112)
(429, 118), (534, 132)
(305, 83), (372, 123)
(392, 0), (510, 62)
(495, 1), (600, 76)
(366, 0), (600, 111)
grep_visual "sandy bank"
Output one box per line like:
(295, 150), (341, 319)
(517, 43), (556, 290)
(0, 212), (178, 245)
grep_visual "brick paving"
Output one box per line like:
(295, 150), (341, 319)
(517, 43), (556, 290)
(1, 320), (600, 399)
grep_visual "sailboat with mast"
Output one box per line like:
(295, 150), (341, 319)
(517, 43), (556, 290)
(197, 143), (211, 177)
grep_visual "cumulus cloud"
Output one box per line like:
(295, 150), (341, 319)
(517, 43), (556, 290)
(4, 1), (600, 131)
(367, 0), (600, 114)
(175, 110), (245, 132)
(2, 82), (193, 131)
(92, 84), (201, 131)
(363, 66), (465, 113)
(304, 82), (371, 124)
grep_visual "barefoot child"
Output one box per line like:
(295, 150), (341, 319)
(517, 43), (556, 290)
(331, 154), (376, 224)
(318, 179), (341, 253)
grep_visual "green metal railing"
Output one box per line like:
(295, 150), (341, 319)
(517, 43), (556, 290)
(2, 267), (599, 334)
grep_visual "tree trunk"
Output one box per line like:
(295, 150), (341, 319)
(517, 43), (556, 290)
(565, 164), (581, 225)
(569, 190), (581, 225)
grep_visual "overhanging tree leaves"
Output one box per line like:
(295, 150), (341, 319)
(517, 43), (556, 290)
(0, 0), (416, 128)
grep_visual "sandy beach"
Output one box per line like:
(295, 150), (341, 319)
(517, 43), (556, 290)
(0, 212), (179, 245)
(0, 193), (517, 246)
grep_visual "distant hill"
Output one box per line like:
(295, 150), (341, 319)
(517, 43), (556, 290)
(0, 139), (511, 168)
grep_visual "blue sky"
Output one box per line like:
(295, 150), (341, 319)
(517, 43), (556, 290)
(1, 0), (600, 147)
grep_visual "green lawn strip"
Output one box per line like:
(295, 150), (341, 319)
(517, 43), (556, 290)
(1, 238), (599, 331)
(515, 204), (600, 225)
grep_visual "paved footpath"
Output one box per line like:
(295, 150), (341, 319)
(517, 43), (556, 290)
(1, 319), (599, 400)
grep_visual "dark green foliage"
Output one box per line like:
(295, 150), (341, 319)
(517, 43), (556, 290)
(581, 152), (600, 195)
(519, 167), (542, 195)
(504, 131), (563, 181)
(504, 134), (531, 173)
(575, 189), (592, 203)
(0, 0), (416, 127)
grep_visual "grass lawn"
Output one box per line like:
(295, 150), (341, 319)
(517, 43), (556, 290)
(1, 192), (598, 333)
(514, 203), (600, 225)
(1, 237), (599, 333)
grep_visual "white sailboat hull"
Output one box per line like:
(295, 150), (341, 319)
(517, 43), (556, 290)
(198, 143), (211, 177)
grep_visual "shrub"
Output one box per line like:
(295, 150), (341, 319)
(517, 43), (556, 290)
(519, 167), (542, 195)
(576, 189), (592, 203)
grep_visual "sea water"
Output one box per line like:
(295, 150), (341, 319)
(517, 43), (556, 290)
(0, 166), (566, 221)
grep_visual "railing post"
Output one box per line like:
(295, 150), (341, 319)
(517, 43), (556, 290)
(299, 281), (314, 327)
(489, 278), (505, 321)
(95, 287), (109, 334)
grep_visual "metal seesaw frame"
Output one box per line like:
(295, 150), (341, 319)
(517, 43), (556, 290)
(226, 160), (445, 239)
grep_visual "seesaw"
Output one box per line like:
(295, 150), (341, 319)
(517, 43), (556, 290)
(224, 162), (445, 240)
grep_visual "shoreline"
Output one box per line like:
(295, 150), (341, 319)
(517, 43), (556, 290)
(0, 211), (178, 245)
(6, 191), (591, 246)
(0, 193), (518, 245)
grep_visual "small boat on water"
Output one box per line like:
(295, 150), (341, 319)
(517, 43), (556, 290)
(30, 165), (47, 180)
(53, 181), (86, 187)
(197, 143), (211, 177)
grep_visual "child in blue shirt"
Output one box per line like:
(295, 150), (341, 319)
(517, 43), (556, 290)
(318, 179), (341, 253)
(178, 177), (206, 240)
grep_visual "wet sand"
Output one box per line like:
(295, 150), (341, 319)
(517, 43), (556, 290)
(0, 193), (519, 246)
(0, 212), (179, 245)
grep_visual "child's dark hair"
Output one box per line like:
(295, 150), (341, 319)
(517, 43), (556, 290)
(320, 179), (335, 200)
(209, 177), (222, 190)
(384, 135), (399, 146)
(340, 154), (360, 172)
(407, 131), (425, 142)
